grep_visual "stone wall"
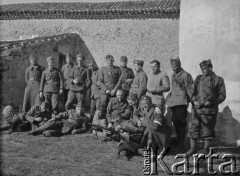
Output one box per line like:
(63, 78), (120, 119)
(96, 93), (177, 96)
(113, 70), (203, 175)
(180, 0), (240, 143)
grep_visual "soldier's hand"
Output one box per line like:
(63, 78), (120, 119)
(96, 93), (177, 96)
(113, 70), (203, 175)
(204, 101), (212, 107)
(126, 79), (133, 84)
(73, 79), (78, 84)
(48, 118), (56, 123)
(59, 89), (63, 94)
(35, 117), (42, 122)
(107, 123), (113, 129)
(39, 92), (43, 98)
(237, 139), (240, 147)
(96, 81), (100, 86)
(137, 120), (141, 127)
(110, 89), (116, 96)
(106, 90), (110, 94)
(154, 107), (162, 115)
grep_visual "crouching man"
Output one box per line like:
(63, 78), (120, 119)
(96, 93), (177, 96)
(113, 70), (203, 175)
(28, 101), (89, 136)
(137, 95), (172, 155)
(1, 105), (31, 133)
(26, 102), (52, 131)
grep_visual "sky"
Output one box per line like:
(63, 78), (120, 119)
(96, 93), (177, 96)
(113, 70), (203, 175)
(0, 0), (141, 5)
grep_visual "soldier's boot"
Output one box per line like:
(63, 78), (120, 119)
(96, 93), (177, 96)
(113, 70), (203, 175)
(28, 122), (55, 135)
(185, 138), (197, 157)
(43, 130), (61, 137)
(203, 139), (211, 155)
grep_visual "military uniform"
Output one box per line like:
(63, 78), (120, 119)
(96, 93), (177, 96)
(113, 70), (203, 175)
(40, 67), (64, 114)
(139, 106), (172, 150)
(90, 69), (101, 118)
(65, 66), (90, 110)
(28, 109), (89, 136)
(61, 63), (74, 104)
(146, 70), (170, 114)
(98, 66), (122, 111)
(119, 66), (134, 95)
(25, 105), (52, 128)
(189, 72), (226, 139)
(129, 70), (148, 100)
(106, 97), (131, 126)
(22, 64), (44, 112)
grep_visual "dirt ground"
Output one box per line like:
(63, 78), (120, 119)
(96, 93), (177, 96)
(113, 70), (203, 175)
(0, 132), (240, 176)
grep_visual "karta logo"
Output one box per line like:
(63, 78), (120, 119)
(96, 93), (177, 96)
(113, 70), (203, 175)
(142, 147), (239, 175)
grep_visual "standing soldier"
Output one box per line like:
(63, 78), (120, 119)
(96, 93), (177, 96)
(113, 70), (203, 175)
(65, 53), (90, 110)
(129, 60), (148, 100)
(88, 60), (101, 120)
(40, 56), (64, 115)
(166, 57), (193, 152)
(119, 56), (134, 96)
(146, 60), (170, 116)
(61, 54), (74, 106)
(22, 55), (44, 113)
(98, 55), (122, 112)
(185, 59), (226, 156)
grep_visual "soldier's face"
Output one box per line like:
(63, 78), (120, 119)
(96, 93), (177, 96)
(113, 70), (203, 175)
(48, 61), (54, 68)
(142, 100), (151, 111)
(106, 58), (114, 66)
(150, 63), (160, 74)
(120, 61), (127, 67)
(76, 107), (84, 115)
(66, 56), (71, 64)
(171, 64), (180, 73)
(133, 64), (141, 72)
(77, 57), (84, 66)
(88, 62), (94, 70)
(41, 106), (46, 112)
(116, 91), (124, 101)
(128, 99), (137, 107)
(30, 58), (37, 65)
(201, 66), (212, 76)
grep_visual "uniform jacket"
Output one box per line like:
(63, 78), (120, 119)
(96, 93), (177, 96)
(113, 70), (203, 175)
(61, 63), (74, 90)
(166, 68), (193, 107)
(129, 70), (148, 99)
(90, 69), (101, 99)
(69, 66), (91, 92)
(139, 106), (172, 148)
(192, 72), (226, 115)
(40, 67), (64, 93)
(119, 66), (134, 91)
(25, 105), (52, 123)
(98, 66), (122, 94)
(55, 109), (88, 127)
(106, 98), (131, 124)
(146, 70), (170, 106)
(25, 64), (44, 84)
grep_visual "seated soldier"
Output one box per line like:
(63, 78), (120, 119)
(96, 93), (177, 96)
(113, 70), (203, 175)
(106, 89), (131, 129)
(1, 105), (31, 133)
(25, 102), (52, 130)
(28, 101), (89, 136)
(136, 95), (172, 156)
(92, 106), (107, 136)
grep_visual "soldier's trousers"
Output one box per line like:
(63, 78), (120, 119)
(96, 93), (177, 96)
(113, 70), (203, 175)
(188, 112), (217, 139)
(65, 90), (84, 110)
(44, 92), (59, 114)
(100, 94), (112, 113)
(170, 105), (188, 127)
(62, 89), (69, 106)
(90, 97), (101, 118)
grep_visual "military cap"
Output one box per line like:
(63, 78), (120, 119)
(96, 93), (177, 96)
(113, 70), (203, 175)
(106, 55), (114, 60)
(29, 54), (38, 61)
(141, 95), (152, 102)
(46, 56), (54, 63)
(41, 102), (50, 109)
(170, 56), (181, 66)
(128, 94), (138, 101)
(199, 59), (213, 68)
(133, 60), (144, 67)
(76, 101), (84, 108)
(120, 56), (128, 62)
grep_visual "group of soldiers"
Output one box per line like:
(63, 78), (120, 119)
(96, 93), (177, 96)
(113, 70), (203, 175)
(1, 52), (233, 158)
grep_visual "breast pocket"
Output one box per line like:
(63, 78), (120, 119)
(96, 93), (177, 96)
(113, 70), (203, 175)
(46, 73), (51, 81)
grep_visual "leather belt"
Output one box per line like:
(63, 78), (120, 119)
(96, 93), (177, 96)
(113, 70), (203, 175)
(147, 90), (162, 96)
